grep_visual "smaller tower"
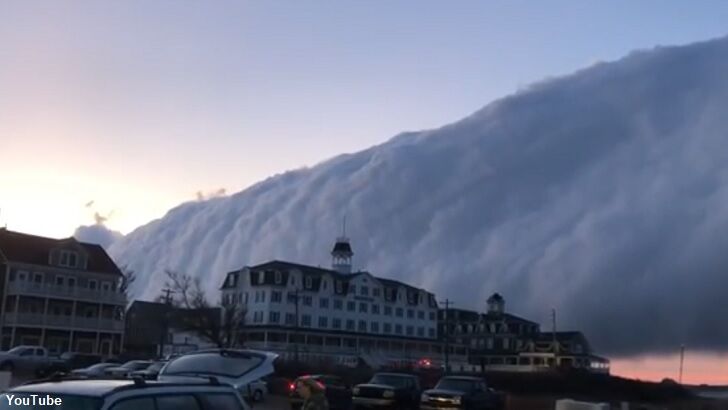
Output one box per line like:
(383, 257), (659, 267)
(487, 293), (505, 315)
(331, 217), (354, 274)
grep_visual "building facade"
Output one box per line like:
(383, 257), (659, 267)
(0, 229), (126, 355)
(221, 236), (443, 368)
(440, 294), (610, 374)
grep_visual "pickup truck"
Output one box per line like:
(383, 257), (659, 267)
(0, 345), (64, 376)
(420, 375), (505, 410)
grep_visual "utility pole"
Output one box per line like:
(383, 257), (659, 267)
(440, 299), (454, 374)
(679, 345), (685, 384)
(293, 287), (300, 364)
(551, 308), (558, 367)
(160, 288), (175, 358)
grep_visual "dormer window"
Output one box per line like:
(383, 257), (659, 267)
(274, 271), (282, 284)
(305, 276), (313, 289)
(59, 250), (78, 268)
(257, 272), (265, 284)
(336, 280), (343, 293)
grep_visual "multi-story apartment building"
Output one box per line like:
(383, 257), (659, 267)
(0, 229), (126, 355)
(220, 236), (441, 368)
(440, 293), (610, 373)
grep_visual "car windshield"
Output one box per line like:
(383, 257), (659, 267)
(122, 361), (150, 370)
(146, 362), (166, 372)
(163, 351), (264, 378)
(370, 375), (411, 388)
(435, 379), (478, 392)
(85, 363), (114, 371)
(0, 393), (101, 410)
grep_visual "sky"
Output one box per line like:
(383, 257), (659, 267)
(3, 1), (728, 237)
(4, 1), (728, 384)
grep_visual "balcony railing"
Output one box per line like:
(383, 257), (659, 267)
(6, 282), (126, 304)
(4, 313), (124, 332)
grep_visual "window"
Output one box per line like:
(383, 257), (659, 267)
(383, 323), (392, 334)
(347, 301), (355, 312)
(88, 280), (97, 290)
(253, 312), (262, 323)
(322, 280), (328, 290)
(429, 312), (436, 321)
(67, 277), (76, 288)
(318, 317), (328, 328)
(417, 327), (425, 337)
(269, 312), (280, 323)
(305, 276), (313, 289)
(386, 288), (394, 301)
(101, 282), (111, 291)
(333, 299), (343, 310)
(287, 292), (297, 304)
(384, 306), (392, 316)
(257, 272), (265, 284)
(55, 276), (65, 286)
(275, 271), (282, 284)
(407, 309), (414, 319)
(406, 326), (414, 336)
(301, 315), (311, 327)
(260, 291), (267, 303)
(319, 298), (329, 309)
(110, 397), (155, 410)
(373, 288), (380, 297)
(346, 320), (355, 331)
(336, 281), (343, 293)
(349, 285), (356, 294)
(17, 270), (28, 282)
(359, 303), (368, 313)
(332, 318), (342, 329)
(418, 311), (425, 320)
(372, 304), (380, 315)
(371, 322), (379, 333)
(285, 313), (296, 325)
(271, 291), (282, 303)
(59, 250), (78, 268)
(156, 395), (202, 410)
(395, 324), (403, 335)
(361, 286), (369, 296)
(358, 320), (367, 332)
(198, 393), (242, 410)
(487, 338), (494, 349)
(32, 273), (43, 284)
(396, 308), (403, 317)
(428, 328), (436, 338)
(302, 295), (312, 306)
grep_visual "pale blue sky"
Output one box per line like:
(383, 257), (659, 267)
(2, 0), (728, 236)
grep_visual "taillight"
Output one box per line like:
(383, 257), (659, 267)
(289, 383), (296, 391)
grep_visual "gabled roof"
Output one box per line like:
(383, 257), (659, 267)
(482, 312), (538, 325)
(0, 228), (122, 276)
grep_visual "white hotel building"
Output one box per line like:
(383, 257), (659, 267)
(220, 236), (443, 367)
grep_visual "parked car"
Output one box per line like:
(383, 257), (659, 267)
(352, 372), (421, 410)
(130, 361), (167, 380)
(289, 375), (353, 410)
(104, 360), (154, 378)
(420, 376), (504, 410)
(0, 345), (64, 375)
(70, 362), (121, 378)
(157, 349), (278, 400)
(1, 376), (251, 410)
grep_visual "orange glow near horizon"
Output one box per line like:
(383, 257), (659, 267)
(611, 352), (728, 386)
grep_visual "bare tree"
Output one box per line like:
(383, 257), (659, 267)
(159, 270), (246, 348)
(119, 267), (136, 300)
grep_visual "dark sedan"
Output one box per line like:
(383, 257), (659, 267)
(420, 376), (504, 410)
(352, 372), (421, 410)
